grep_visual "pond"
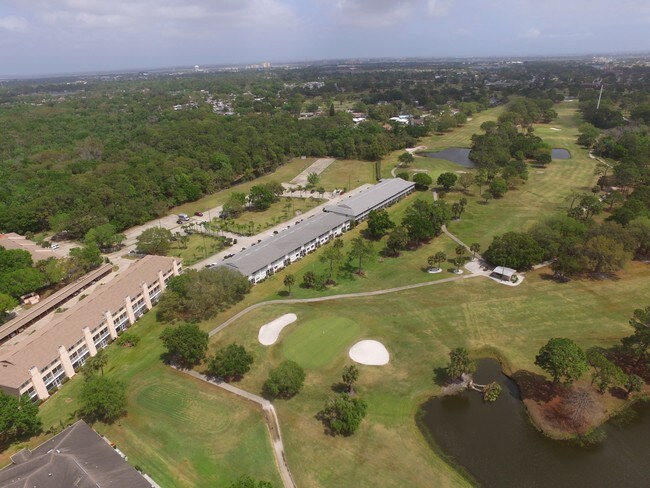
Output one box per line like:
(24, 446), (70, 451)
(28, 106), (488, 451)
(420, 148), (475, 168)
(418, 359), (650, 488)
(552, 148), (571, 159)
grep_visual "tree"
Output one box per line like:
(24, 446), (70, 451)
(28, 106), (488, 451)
(83, 348), (108, 378)
(470, 243), (481, 259)
(413, 173), (433, 190)
(0, 392), (41, 446)
(161, 323), (209, 367)
(283, 274), (295, 295)
(136, 227), (173, 255)
(248, 185), (276, 211)
(223, 192), (247, 217)
(475, 169), (489, 194)
(454, 245), (467, 272)
(342, 365), (359, 394)
(302, 271), (316, 288)
(208, 343), (254, 382)
(624, 374), (644, 396)
(84, 224), (125, 251)
(481, 191), (493, 205)
(398, 152), (414, 167)
(459, 172), (475, 192)
(348, 237), (374, 274)
(396, 171), (410, 181)
(0, 293), (18, 318)
(586, 348), (625, 393)
(432, 251), (446, 270)
(320, 239), (344, 281)
(483, 232), (544, 270)
(366, 209), (394, 239)
(318, 393), (368, 436)
(402, 199), (451, 246)
(263, 360), (306, 399)
(384, 225), (409, 256)
(228, 476), (274, 488)
(157, 268), (251, 322)
(80, 376), (127, 423)
(446, 347), (475, 379)
(489, 177), (508, 198)
(581, 236), (630, 274)
(307, 172), (319, 187)
(621, 306), (650, 364)
(437, 172), (458, 192)
(329, 103), (335, 116)
(535, 338), (587, 385)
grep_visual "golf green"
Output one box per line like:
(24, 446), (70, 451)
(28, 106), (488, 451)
(281, 316), (361, 370)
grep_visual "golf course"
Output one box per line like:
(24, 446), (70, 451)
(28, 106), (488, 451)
(11, 101), (649, 487)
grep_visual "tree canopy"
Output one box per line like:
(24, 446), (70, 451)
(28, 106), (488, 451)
(535, 338), (587, 385)
(483, 232), (544, 270)
(80, 376), (127, 423)
(318, 393), (368, 436)
(207, 343), (254, 382)
(0, 392), (41, 447)
(160, 323), (209, 367)
(263, 360), (306, 399)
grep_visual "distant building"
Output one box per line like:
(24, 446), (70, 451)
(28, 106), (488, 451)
(0, 420), (154, 488)
(0, 233), (61, 262)
(220, 179), (415, 283)
(0, 256), (181, 401)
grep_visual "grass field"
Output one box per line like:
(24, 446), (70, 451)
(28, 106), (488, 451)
(211, 262), (650, 488)
(168, 233), (227, 265)
(16, 314), (282, 488)
(317, 159), (377, 191)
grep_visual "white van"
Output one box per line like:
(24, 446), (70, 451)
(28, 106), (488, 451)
(50, 243), (60, 250)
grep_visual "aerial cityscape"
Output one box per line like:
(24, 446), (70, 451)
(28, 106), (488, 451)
(0, 1), (648, 487)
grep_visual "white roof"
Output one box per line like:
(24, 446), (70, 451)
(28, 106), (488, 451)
(493, 266), (517, 276)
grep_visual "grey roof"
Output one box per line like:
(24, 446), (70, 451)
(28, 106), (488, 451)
(493, 266), (517, 276)
(324, 178), (415, 218)
(221, 212), (349, 277)
(0, 420), (152, 488)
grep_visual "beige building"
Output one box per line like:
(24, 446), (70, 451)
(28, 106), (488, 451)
(0, 255), (181, 401)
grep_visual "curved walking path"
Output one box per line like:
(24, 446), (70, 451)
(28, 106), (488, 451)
(209, 272), (481, 336)
(173, 367), (298, 488)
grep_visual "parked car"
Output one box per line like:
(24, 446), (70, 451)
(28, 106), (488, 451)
(194, 211), (204, 217)
(50, 243), (60, 250)
(176, 219), (184, 224)
(224, 253), (235, 259)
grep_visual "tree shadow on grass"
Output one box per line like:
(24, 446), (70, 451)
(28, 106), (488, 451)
(433, 367), (450, 387)
(277, 290), (290, 297)
(330, 382), (349, 394)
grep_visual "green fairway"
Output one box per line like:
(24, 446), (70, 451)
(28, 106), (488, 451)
(281, 317), (361, 370)
(318, 159), (377, 191)
(212, 262), (650, 488)
(27, 313), (282, 488)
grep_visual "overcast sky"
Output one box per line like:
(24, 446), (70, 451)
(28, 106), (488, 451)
(0, 0), (648, 77)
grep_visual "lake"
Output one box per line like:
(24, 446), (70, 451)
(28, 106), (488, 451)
(420, 148), (475, 168)
(418, 359), (650, 488)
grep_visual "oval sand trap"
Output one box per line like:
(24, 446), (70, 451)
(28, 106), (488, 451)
(349, 340), (390, 366)
(258, 313), (297, 345)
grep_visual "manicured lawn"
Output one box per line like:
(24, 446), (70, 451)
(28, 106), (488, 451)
(26, 313), (282, 488)
(281, 317), (361, 370)
(211, 262), (650, 488)
(230, 196), (325, 235)
(172, 157), (317, 215)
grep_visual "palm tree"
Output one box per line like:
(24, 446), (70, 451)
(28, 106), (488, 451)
(455, 245), (466, 272)
(470, 243), (480, 260)
(283, 274), (295, 295)
(433, 251), (446, 270)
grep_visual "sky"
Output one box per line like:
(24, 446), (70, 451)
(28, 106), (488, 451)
(0, 0), (648, 77)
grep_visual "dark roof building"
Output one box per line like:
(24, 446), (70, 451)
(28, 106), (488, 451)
(0, 420), (154, 488)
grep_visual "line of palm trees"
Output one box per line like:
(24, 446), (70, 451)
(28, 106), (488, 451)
(427, 242), (481, 272)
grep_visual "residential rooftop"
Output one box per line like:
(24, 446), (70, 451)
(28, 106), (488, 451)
(0, 255), (176, 389)
(0, 420), (153, 488)
(324, 178), (415, 219)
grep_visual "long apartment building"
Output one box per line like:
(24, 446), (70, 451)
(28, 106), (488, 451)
(0, 255), (181, 401)
(221, 178), (415, 283)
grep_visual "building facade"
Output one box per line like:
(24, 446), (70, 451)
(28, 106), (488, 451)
(0, 255), (181, 401)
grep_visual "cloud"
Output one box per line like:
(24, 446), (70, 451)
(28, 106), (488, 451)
(522, 27), (541, 39)
(332, 0), (419, 26)
(427, 0), (454, 16)
(0, 15), (28, 31)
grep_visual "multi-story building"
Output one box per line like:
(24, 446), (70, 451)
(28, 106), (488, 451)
(220, 178), (415, 283)
(0, 255), (181, 401)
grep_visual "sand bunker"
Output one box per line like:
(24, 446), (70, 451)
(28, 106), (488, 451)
(550, 127), (562, 131)
(258, 313), (297, 345)
(349, 340), (390, 366)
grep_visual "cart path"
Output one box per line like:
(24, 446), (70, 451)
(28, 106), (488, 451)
(174, 367), (298, 488)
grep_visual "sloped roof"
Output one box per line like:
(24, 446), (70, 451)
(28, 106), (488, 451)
(0, 255), (177, 389)
(324, 178), (415, 218)
(220, 212), (349, 277)
(0, 420), (152, 488)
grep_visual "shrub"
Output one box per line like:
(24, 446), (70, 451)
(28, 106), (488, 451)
(262, 360), (305, 399)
